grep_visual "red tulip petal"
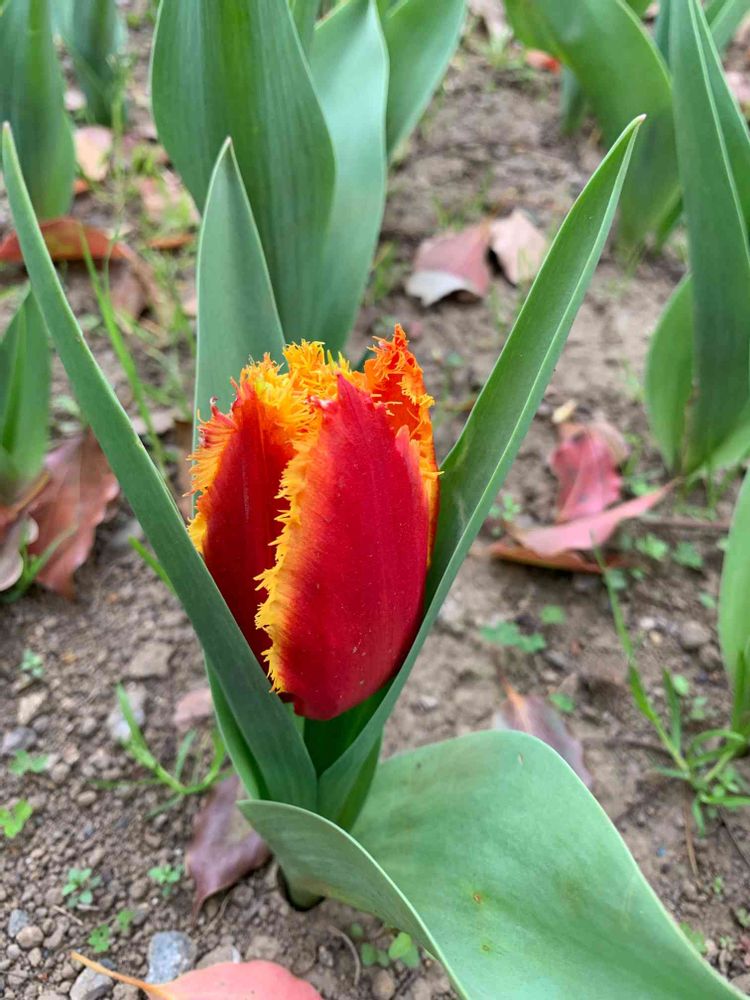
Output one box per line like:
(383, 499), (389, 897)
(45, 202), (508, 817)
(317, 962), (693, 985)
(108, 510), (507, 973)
(257, 377), (430, 720)
(189, 370), (296, 660)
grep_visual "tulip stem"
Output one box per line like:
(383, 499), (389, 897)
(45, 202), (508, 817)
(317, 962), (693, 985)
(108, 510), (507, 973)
(281, 869), (322, 911)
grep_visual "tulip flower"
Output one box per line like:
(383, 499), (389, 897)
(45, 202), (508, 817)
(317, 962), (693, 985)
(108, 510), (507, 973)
(189, 326), (438, 720)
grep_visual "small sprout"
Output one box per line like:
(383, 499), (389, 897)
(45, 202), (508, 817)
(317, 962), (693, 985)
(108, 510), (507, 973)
(636, 533), (670, 562)
(63, 868), (101, 909)
(679, 922), (706, 955)
(116, 908), (135, 934)
(0, 800), (33, 839)
(388, 931), (420, 969)
(349, 922), (364, 939)
(360, 942), (377, 967)
(689, 696), (708, 722)
(699, 592), (717, 611)
(673, 541), (703, 570)
(549, 692), (575, 714)
(734, 906), (750, 929)
(671, 675), (690, 698)
(148, 863), (183, 897)
(604, 568), (627, 591)
(88, 923), (111, 955)
(481, 621), (546, 654)
(540, 605), (566, 626)
(498, 493), (522, 521)
(713, 876), (724, 897)
(9, 750), (49, 776)
(19, 648), (44, 679)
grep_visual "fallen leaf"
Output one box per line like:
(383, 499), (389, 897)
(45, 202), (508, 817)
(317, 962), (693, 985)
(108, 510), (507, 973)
(525, 49), (561, 73)
(487, 541), (622, 574)
(406, 222), (492, 305)
(173, 419), (193, 520)
(551, 422), (626, 523)
(147, 233), (195, 251)
(186, 775), (272, 918)
(0, 218), (130, 263)
(489, 209), (548, 286)
(26, 432), (119, 598)
(74, 126), (113, 182)
(0, 516), (37, 592)
(467, 0), (509, 42)
(173, 686), (213, 732)
(109, 260), (150, 318)
(71, 953), (322, 999)
(495, 685), (591, 786)
(508, 486), (670, 558)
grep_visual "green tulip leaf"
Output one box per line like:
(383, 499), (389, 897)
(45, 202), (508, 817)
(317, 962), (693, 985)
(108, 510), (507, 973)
(61, 0), (125, 126)
(315, 116), (643, 823)
(308, 0), (388, 350)
(196, 139), (285, 418)
(720, 469), (750, 697)
(505, 0), (677, 249)
(381, 0), (465, 157)
(1, 123), (316, 812)
(151, 0), (335, 340)
(244, 731), (739, 999)
(0, 291), (50, 498)
(671, 0), (750, 471)
(0, 0), (74, 218)
(288, 0), (320, 51)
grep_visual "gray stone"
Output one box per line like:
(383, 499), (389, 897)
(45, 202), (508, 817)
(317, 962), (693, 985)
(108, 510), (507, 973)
(17, 691), (47, 726)
(196, 944), (240, 969)
(106, 685), (146, 743)
(70, 966), (113, 1000)
(146, 931), (195, 984)
(38, 993), (67, 1000)
(1, 726), (36, 756)
(679, 620), (712, 651)
(732, 973), (750, 995)
(7, 908), (30, 938)
(126, 641), (172, 680)
(372, 969), (396, 1000)
(15, 924), (43, 950)
(113, 987), (140, 1000)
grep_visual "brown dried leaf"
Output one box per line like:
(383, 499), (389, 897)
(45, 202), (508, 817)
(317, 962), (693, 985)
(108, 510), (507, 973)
(186, 775), (271, 918)
(406, 222), (492, 305)
(495, 685), (591, 787)
(487, 540), (622, 574)
(173, 686), (213, 733)
(489, 209), (548, 286)
(27, 432), (119, 598)
(74, 125), (113, 182)
(109, 260), (150, 319)
(0, 218), (131, 263)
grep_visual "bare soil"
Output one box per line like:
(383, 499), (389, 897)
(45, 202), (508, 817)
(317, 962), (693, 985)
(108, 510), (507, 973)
(2, 14), (750, 1000)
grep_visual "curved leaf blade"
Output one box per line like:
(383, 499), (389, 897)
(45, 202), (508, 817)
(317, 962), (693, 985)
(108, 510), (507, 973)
(150, 0), (335, 339)
(196, 139), (285, 418)
(316, 117), (643, 820)
(1, 123), (316, 811)
(245, 732), (739, 999)
(309, 0), (388, 350)
(0, 0), (74, 218)
(720, 469), (750, 689)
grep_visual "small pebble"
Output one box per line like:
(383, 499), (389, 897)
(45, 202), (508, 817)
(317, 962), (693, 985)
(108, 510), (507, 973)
(70, 965), (113, 1000)
(679, 620), (711, 651)
(15, 924), (43, 950)
(77, 789), (98, 807)
(1, 726), (36, 755)
(126, 640), (173, 679)
(196, 944), (240, 969)
(7, 908), (30, 938)
(146, 931), (195, 983)
(245, 933), (280, 962)
(17, 690), (48, 726)
(107, 684), (147, 743)
(372, 969), (396, 1000)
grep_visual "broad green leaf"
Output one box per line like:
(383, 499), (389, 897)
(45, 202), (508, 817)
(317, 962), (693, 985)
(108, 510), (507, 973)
(720, 469), (750, 691)
(381, 0), (465, 156)
(309, 0), (388, 350)
(1, 124), (316, 811)
(244, 732), (739, 999)
(671, 0), (750, 471)
(289, 0), (319, 50)
(644, 277), (693, 471)
(0, 0), (74, 218)
(151, 0), (335, 339)
(196, 139), (285, 418)
(707, 0), (750, 52)
(316, 117), (643, 822)
(505, 0), (676, 248)
(0, 291), (49, 497)
(62, 0), (124, 125)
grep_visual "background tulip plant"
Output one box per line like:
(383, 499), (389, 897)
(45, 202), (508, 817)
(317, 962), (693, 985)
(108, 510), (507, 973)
(5, 90), (746, 994)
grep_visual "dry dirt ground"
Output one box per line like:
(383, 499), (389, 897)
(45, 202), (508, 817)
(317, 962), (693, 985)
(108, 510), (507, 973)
(2, 12), (750, 1000)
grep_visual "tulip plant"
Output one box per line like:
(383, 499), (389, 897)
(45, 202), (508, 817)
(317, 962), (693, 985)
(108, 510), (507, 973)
(2, 108), (742, 995)
(149, 0), (465, 360)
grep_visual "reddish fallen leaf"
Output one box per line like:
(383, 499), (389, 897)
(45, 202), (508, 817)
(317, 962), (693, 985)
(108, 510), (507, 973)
(173, 686), (213, 732)
(71, 953), (322, 999)
(186, 774), (271, 918)
(74, 125), (113, 182)
(26, 432), (119, 598)
(508, 486), (670, 558)
(551, 422), (626, 523)
(147, 232), (195, 251)
(489, 209), (548, 286)
(406, 222), (491, 305)
(495, 685), (591, 787)
(525, 49), (561, 73)
(0, 217), (130, 263)
(487, 541), (623, 574)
